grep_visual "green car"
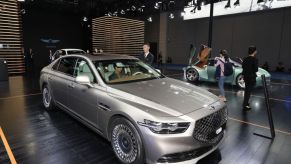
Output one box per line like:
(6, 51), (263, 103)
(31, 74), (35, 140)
(184, 57), (271, 89)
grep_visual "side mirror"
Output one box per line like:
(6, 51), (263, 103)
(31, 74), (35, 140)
(155, 69), (161, 73)
(76, 75), (93, 88)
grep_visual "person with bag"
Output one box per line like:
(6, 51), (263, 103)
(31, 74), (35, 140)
(215, 50), (232, 102)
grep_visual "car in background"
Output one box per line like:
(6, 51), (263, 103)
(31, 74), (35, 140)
(184, 57), (271, 89)
(40, 53), (227, 164)
(51, 48), (86, 61)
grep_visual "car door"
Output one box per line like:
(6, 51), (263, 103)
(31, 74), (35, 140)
(66, 57), (100, 129)
(49, 57), (77, 108)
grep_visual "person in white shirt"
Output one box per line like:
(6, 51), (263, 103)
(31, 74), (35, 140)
(215, 50), (229, 102)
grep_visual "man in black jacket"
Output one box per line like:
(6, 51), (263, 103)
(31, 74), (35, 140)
(139, 43), (154, 65)
(242, 46), (258, 111)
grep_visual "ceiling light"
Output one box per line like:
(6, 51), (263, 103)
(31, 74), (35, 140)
(181, 11), (186, 16)
(158, 1), (162, 4)
(138, 8), (143, 12)
(17, 0), (25, 2)
(131, 5), (136, 11)
(234, 0), (240, 6)
(83, 16), (87, 22)
(154, 2), (160, 9)
(147, 17), (153, 22)
(169, 13), (174, 19)
(141, 4), (146, 8)
(225, 0), (231, 8)
(107, 12), (112, 16)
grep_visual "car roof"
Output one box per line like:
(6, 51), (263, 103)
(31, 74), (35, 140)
(60, 49), (85, 51)
(71, 53), (138, 61)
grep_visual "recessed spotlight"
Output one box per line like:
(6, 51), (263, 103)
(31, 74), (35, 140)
(154, 2), (160, 9)
(138, 8), (143, 12)
(169, 13), (174, 19)
(82, 17), (87, 21)
(131, 5), (136, 11)
(147, 17), (153, 22)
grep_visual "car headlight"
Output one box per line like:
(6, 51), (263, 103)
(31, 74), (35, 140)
(138, 119), (190, 134)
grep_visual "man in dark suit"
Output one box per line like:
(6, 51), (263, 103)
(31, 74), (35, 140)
(242, 46), (258, 111)
(139, 43), (154, 65)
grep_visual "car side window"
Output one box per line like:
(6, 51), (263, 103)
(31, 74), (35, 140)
(57, 57), (77, 76)
(75, 58), (96, 83)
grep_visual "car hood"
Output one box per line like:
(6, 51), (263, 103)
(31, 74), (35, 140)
(107, 78), (219, 117)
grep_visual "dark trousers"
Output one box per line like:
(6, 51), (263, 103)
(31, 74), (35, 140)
(243, 81), (255, 107)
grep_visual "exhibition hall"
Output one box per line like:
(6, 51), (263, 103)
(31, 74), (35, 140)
(1, 0), (291, 163)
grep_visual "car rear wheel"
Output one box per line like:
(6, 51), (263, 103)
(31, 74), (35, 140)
(186, 68), (199, 82)
(42, 85), (55, 110)
(110, 117), (145, 164)
(236, 74), (245, 89)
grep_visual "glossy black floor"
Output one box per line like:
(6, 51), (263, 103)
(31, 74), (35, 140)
(1, 70), (291, 164)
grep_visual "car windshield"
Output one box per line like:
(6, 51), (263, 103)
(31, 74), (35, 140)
(67, 50), (85, 54)
(94, 59), (164, 84)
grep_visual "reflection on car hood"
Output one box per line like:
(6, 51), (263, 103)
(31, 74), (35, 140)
(108, 78), (219, 117)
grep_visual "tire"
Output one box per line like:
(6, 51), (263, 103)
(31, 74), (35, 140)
(236, 74), (245, 89)
(42, 84), (55, 110)
(110, 117), (145, 164)
(186, 68), (199, 82)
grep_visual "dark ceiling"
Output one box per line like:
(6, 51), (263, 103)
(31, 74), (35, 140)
(21, 0), (228, 19)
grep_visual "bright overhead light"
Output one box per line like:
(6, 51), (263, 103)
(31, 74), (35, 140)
(169, 13), (174, 19)
(131, 5), (136, 11)
(154, 2), (160, 9)
(141, 4), (146, 8)
(147, 16), (153, 22)
(83, 16), (87, 22)
(138, 8), (143, 12)
(18, 0), (25, 2)
(181, 11), (186, 16)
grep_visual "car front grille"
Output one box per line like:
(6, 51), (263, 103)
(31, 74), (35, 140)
(193, 107), (227, 144)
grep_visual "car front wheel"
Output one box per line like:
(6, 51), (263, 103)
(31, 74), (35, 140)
(42, 85), (55, 110)
(236, 74), (246, 89)
(110, 117), (145, 164)
(186, 68), (199, 82)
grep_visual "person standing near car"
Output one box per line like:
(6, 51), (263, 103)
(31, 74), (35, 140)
(215, 50), (229, 102)
(139, 42), (154, 65)
(242, 46), (258, 111)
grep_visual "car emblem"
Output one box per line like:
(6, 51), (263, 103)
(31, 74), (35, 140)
(209, 106), (215, 110)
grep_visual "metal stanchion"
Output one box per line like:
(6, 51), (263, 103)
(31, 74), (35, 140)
(253, 75), (275, 139)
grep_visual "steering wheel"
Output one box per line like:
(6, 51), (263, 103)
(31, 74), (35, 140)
(133, 72), (143, 76)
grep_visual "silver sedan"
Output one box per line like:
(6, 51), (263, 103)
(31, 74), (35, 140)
(40, 53), (227, 164)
